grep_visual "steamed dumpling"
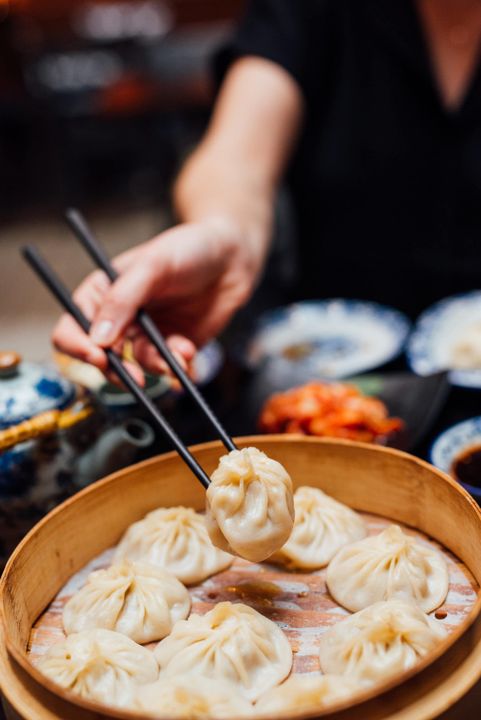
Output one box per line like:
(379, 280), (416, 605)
(115, 506), (233, 585)
(63, 560), (191, 643)
(205, 448), (294, 562)
(269, 486), (366, 569)
(37, 628), (158, 708)
(154, 601), (292, 700)
(133, 675), (253, 718)
(326, 524), (449, 612)
(255, 674), (362, 714)
(318, 600), (446, 683)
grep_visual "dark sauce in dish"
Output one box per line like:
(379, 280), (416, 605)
(452, 444), (481, 489)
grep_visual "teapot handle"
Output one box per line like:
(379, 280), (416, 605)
(0, 403), (93, 452)
(0, 410), (60, 451)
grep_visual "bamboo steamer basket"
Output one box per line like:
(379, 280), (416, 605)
(2, 436), (481, 720)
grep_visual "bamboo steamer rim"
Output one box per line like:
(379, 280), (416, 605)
(2, 436), (481, 720)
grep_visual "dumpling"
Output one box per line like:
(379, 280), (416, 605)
(36, 628), (159, 708)
(255, 674), (362, 714)
(63, 560), (191, 643)
(326, 524), (449, 612)
(318, 600), (446, 683)
(114, 506), (233, 585)
(133, 675), (253, 718)
(154, 601), (292, 700)
(269, 486), (366, 569)
(205, 447), (294, 562)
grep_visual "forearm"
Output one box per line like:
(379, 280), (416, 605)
(174, 146), (274, 277)
(174, 57), (303, 281)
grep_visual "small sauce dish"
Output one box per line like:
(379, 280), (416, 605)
(430, 417), (481, 503)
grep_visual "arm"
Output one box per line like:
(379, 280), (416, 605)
(176, 55), (303, 239)
(52, 57), (303, 379)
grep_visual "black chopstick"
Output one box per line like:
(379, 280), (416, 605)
(65, 207), (237, 454)
(22, 244), (211, 490)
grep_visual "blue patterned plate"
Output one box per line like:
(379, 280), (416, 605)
(246, 300), (410, 381)
(407, 291), (481, 388)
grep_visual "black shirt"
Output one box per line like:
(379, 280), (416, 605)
(217, 0), (481, 318)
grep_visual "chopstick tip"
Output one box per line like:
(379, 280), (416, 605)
(65, 206), (81, 223)
(21, 244), (36, 262)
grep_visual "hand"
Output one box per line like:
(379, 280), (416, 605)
(52, 217), (257, 384)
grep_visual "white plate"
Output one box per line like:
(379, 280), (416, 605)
(407, 291), (481, 388)
(246, 300), (410, 381)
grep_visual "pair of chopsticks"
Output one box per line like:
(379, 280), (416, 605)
(22, 209), (237, 490)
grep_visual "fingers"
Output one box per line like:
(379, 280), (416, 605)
(52, 313), (108, 370)
(132, 334), (196, 378)
(52, 313), (146, 387)
(168, 335), (196, 365)
(105, 360), (145, 388)
(52, 269), (149, 383)
(52, 270), (111, 368)
(89, 263), (156, 347)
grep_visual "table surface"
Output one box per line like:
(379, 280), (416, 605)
(1, 358), (481, 719)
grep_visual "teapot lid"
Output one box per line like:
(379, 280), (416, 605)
(0, 351), (75, 429)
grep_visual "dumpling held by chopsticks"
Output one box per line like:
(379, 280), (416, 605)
(205, 447), (294, 562)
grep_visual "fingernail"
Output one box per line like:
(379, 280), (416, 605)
(91, 320), (114, 345)
(180, 340), (196, 358)
(172, 336), (195, 357)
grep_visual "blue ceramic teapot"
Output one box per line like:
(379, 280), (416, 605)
(0, 351), (155, 568)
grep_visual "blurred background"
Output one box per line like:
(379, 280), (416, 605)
(0, 0), (244, 359)
(3, 0), (481, 567)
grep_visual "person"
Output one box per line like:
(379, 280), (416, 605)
(53, 0), (481, 383)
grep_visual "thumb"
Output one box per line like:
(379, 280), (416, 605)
(89, 263), (155, 347)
